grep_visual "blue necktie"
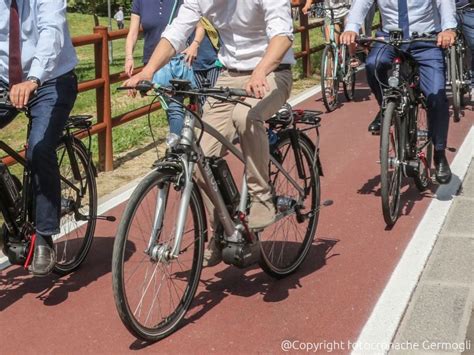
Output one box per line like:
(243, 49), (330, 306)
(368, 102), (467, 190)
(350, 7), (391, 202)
(398, 0), (410, 39)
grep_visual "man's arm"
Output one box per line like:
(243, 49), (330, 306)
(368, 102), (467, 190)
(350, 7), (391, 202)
(436, 0), (457, 48)
(183, 22), (206, 66)
(10, 0), (69, 108)
(123, 0), (202, 89)
(341, 0), (374, 45)
(248, 0), (294, 98)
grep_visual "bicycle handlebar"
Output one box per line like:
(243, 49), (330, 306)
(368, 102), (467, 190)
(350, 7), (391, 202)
(118, 80), (255, 99)
(355, 35), (438, 47)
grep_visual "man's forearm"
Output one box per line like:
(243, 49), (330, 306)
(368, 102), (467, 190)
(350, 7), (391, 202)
(141, 39), (177, 78)
(254, 35), (292, 75)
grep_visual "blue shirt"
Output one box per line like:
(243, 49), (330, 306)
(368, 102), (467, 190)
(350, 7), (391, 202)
(346, 0), (457, 36)
(0, 0), (77, 84)
(131, 0), (181, 64)
(189, 30), (218, 72)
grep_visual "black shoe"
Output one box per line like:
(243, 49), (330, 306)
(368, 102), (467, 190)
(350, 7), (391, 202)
(30, 244), (56, 276)
(434, 150), (452, 184)
(368, 111), (381, 134)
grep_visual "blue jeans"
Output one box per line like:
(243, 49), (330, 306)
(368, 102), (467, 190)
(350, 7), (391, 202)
(366, 32), (450, 151)
(166, 95), (185, 135)
(0, 72), (78, 235)
(458, 8), (474, 86)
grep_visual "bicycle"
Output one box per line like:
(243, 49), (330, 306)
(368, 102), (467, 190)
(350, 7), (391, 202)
(112, 79), (329, 341)
(320, 4), (356, 112)
(0, 87), (105, 275)
(446, 2), (472, 122)
(357, 31), (435, 226)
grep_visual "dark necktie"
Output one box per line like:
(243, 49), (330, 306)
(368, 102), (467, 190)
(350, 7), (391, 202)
(398, 0), (410, 39)
(9, 0), (23, 87)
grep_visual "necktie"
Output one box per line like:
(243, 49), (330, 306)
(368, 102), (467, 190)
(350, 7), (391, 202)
(398, 0), (410, 39)
(9, 0), (23, 87)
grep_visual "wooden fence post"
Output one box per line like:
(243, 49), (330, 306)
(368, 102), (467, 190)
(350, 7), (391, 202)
(93, 26), (114, 172)
(300, 7), (312, 77)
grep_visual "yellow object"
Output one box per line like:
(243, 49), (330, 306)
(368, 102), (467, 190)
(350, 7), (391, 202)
(200, 17), (220, 50)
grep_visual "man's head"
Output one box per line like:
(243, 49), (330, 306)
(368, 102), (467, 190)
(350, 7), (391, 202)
(119, 6), (123, 10)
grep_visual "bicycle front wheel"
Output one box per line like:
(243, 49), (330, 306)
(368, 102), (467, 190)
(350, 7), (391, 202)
(412, 104), (433, 191)
(112, 170), (205, 341)
(380, 101), (403, 226)
(321, 45), (339, 112)
(259, 132), (321, 278)
(54, 137), (97, 275)
(450, 46), (461, 122)
(341, 44), (356, 101)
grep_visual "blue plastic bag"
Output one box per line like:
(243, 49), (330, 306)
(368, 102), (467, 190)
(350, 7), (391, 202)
(152, 54), (196, 88)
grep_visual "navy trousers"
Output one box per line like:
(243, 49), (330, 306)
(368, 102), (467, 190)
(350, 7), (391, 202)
(365, 32), (450, 151)
(0, 72), (77, 235)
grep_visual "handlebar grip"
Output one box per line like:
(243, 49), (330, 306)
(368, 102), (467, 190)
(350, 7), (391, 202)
(228, 88), (251, 97)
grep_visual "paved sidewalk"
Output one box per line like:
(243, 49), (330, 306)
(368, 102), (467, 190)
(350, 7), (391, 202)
(391, 159), (474, 355)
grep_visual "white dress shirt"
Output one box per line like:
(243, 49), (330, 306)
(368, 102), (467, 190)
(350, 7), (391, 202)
(161, 0), (295, 71)
(345, 0), (457, 35)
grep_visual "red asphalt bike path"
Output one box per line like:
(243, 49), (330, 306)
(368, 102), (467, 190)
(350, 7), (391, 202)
(0, 77), (472, 354)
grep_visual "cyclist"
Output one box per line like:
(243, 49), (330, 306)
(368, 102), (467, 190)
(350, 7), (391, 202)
(304, 0), (362, 69)
(456, 0), (474, 91)
(341, 0), (457, 184)
(124, 0), (294, 266)
(0, 0), (78, 275)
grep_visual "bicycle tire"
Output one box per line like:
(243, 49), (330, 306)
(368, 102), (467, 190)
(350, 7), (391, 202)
(450, 46), (461, 123)
(259, 132), (320, 278)
(341, 45), (356, 101)
(321, 45), (339, 112)
(411, 104), (433, 191)
(380, 101), (403, 226)
(53, 136), (97, 275)
(112, 170), (205, 341)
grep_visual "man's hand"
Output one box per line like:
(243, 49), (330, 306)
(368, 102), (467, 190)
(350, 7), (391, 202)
(183, 41), (199, 67)
(246, 69), (270, 99)
(302, 0), (313, 15)
(122, 69), (154, 97)
(437, 30), (456, 48)
(341, 31), (359, 46)
(9, 81), (38, 109)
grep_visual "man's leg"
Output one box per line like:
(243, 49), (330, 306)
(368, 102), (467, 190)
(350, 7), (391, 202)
(27, 72), (78, 275)
(166, 94), (185, 135)
(410, 43), (452, 184)
(365, 35), (396, 132)
(196, 71), (240, 267)
(231, 69), (292, 229)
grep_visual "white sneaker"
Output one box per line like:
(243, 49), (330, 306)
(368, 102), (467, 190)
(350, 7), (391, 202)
(248, 198), (276, 230)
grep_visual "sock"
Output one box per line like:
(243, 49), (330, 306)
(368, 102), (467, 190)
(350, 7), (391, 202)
(35, 233), (53, 248)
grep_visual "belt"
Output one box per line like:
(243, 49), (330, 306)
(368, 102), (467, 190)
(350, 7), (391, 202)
(225, 64), (291, 75)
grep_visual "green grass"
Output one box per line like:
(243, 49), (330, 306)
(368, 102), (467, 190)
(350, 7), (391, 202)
(1, 12), (371, 169)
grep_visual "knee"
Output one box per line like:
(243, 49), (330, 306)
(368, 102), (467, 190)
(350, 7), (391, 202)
(26, 139), (56, 170)
(233, 110), (265, 136)
(426, 89), (448, 111)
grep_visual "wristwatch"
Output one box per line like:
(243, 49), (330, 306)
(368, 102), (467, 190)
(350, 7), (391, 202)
(26, 76), (41, 87)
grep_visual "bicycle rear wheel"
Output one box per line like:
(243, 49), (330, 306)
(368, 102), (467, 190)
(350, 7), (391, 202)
(341, 44), (356, 101)
(259, 132), (320, 278)
(412, 104), (433, 191)
(112, 170), (205, 341)
(53, 137), (97, 275)
(321, 45), (339, 112)
(450, 46), (461, 122)
(380, 101), (403, 226)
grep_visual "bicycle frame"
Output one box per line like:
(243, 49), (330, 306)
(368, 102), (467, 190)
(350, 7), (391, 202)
(148, 95), (309, 260)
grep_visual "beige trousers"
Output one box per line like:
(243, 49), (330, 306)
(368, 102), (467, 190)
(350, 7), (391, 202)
(197, 69), (293, 228)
